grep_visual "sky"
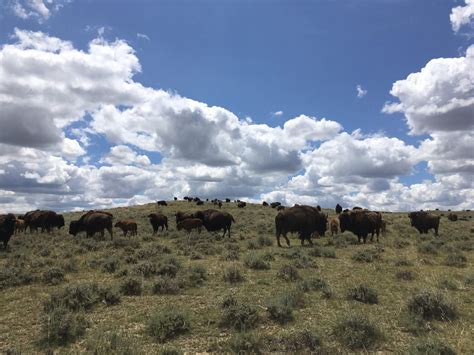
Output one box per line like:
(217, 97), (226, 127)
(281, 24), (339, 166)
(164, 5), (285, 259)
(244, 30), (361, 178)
(0, 0), (473, 212)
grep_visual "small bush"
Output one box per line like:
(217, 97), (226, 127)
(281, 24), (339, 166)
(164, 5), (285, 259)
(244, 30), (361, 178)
(186, 265), (207, 287)
(44, 283), (100, 312)
(399, 313), (431, 336)
(309, 246), (336, 258)
(257, 235), (273, 247)
(102, 257), (120, 273)
(392, 238), (410, 249)
(227, 332), (262, 354)
(347, 285), (378, 304)
(417, 241), (439, 255)
(147, 309), (190, 343)
(351, 249), (381, 263)
(220, 249), (239, 261)
(223, 265), (244, 284)
(267, 296), (294, 324)
(464, 274), (474, 286)
(40, 307), (88, 346)
(276, 264), (300, 282)
(244, 252), (271, 270)
(220, 303), (259, 331)
(0, 268), (36, 290)
(321, 285), (335, 299)
(407, 291), (458, 321)
(279, 289), (306, 309)
(221, 294), (238, 309)
(333, 314), (384, 350)
(85, 330), (137, 354)
(396, 270), (415, 281)
(99, 286), (121, 306)
(42, 267), (65, 285)
(445, 252), (467, 268)
(120, 277), (143, 296)
(394, 258), (414, 267)
(153, 276), (182, 295)
(281, 330), (322, 352)
(410, 338), (456, 355)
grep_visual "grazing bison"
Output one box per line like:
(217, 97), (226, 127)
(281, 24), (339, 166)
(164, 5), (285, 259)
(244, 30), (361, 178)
(15, 219), (26, 234)
(0, 214), (16, 249)
(157, 200), (168, 206)
(335, 204), (343, 214)
(225, 198), (231, 203)
(24, 210), (65, 233)
(408, 211), (440, 235)
(218, 201), (222, 208)
(237, 202), (246, 208)
(194, 209), (235, 238)
(196, 200), (204, 206)
(262, 201), (269, 206)
(114, 220), (138, 237)
(447, 213), (458, 222)
(330, 218), (339, 236)
(148, 213), (168, 234)
(175, 211), (195, 226)
(276, 205), (285, 211)
(177, 218), (203, 233)
(338, 209), (382, 243)
(270, 202), (281, 208)
(69, 211), (113, 239)
(275, 205), (327, 247)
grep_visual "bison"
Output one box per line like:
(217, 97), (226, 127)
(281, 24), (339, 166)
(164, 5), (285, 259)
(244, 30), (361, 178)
(408, 211), (440, 235)
(114, 220), (138, 237)
(447, 213), (458, 222)
(335, 203), (342, 214)
(157, 200), (168, 206)
(148, 213), (168, 234)
(24, 210), (65, 233)
(262, 201), (269, 207)
(194, 209), (235, 238)
(276, 205), (285, 211)
(338, 209), (382, 243)
(196, 200), (204, 206)
(225, 198), (231, 203)
(330, 218), (339, 236)
(270, 202), (281, 208)
(69, 211), (113, 239)
(218, 201), (222, 208)
(237, 202), (246, 208)
(0, 213), (16, 249)
(177, 218), (203, 233)
(275, 205), (327, 247)
(175, 211), (195, 226)
(15, 219), (26, 234)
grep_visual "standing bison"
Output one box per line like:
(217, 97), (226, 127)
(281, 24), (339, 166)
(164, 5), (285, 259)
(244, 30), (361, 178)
(177, 218), (203, 233)
(69, 211), (113, 239)
(114, 220), (138, 237)
(194, 209), (235, 238)
(157, 200), (168, 206)
(0, 213), (16, 249)
(408, 211), (440, 235)
(335, 204), (343, 214)
(237, 201), (246, 208)
(275, 205), (327, 247)
(148, 213), (168, 234)
(338, 209), (382, 243)
(24, 210), (65, 233)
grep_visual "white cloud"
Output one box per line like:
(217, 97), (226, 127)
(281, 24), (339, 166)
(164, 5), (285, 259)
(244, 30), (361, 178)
(450, 0), (474, 32)
(137, 33), (150, 41)
(9, 0), (69, 22)
(356, 84), (367, 98)
(272, 110), (283, 117)
(101, 145), (151, 167)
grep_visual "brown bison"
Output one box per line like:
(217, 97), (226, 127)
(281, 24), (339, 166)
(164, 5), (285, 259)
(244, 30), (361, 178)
(157, 200), (168, 206)
(148, 213), (168, 234)
(24, 210), (65, 233)
(194, 209), (235, 238)
(408, 211), (440, 235)
(69, 211), (113, 239)
(276, 205), (285, 211)
(338, 209), (382, 243)
(0, 213), (16, 249)
(237, 201), (246, 208)
(175, 211), (195, 226)
(15, 219), (26, 234)
(330, 218), (339, 236)
(196, 200), (204, 206)
(335, 203), (342, 214)
(177, 218), (203, 233)
(262, 201), (269, 206)
(114, 220), (138, 237)
(271, 202), (282, 208)
(218, 201), (222, 208)
(275, 205), (328, 247)
(447, 213), (458, 222)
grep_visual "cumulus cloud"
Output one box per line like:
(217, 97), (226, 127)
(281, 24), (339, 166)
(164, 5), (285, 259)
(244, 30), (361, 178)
(9, 0), (69, 21)
(450, 0), (474, 32)
(101, 145), (151, 167)
(356, 84), (367, 98)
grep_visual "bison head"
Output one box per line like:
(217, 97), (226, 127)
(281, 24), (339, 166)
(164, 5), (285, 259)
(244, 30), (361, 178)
(338, 212), (351, 233)
(56, 215), (65, 229)
(69, 220), (80, 236)
(318, 213), (328, 236)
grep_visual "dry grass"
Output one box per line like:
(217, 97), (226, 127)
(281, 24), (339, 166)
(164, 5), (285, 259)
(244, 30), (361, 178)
(0, 202), (472, 353)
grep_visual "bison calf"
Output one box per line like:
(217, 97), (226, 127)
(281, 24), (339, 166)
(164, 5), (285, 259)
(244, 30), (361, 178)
(330, 218), (339, 236)
(177, 218), (203, 233)
(115, 220), (138, 237)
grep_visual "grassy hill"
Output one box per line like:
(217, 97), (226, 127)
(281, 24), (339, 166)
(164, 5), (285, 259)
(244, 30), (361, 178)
(1, 201), (473, 353)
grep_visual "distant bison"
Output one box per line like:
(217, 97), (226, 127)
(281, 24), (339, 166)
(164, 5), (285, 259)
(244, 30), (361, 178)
(335, 204), (342, 214)
(174, 197), (178, 201)
(24, 210), (65, 233)
(275, 205), (327, 247)
(114, 220), (138, 237)
(270, 202), (281, 208)
(408, 211), (440, 235)
(218, 201), (222, 208)
(237, 202), (246, 208)
(276, 205), (285, 211)
(15, 219), (26, 234)
(225, 198), (231, 203)
(177, 218), (203, 233)
(157, 200), (168, 206)
(0, 213), (16, 249)
(330, 218), (339, 236)
(262, 201), (269, 206)
(194, 209), (235, 238)
(447, 213), (458, 222)
(69, 211), (113, 239)
(338, 209), (382, 243)
(148, 213), (168, 234)
(196, 200), (204, 206)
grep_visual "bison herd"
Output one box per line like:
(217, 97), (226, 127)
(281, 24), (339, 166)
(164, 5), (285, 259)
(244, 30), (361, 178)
(0, 198), (462, 251)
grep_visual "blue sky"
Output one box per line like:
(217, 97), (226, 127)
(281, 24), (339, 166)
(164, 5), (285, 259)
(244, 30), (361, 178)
(0, 0), (473, 211)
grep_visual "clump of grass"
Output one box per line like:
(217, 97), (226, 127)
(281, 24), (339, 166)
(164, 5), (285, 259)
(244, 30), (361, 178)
(409, 338), (456, 355)
(243, 252), (271, 270)
(445, 252), (467, 267)
(280, 330), (323, 352)
(40, 307), (88, 346)
(120, 277), (143, 296)
(85, 329), (138, 354)
(246, 239), (259, 250)
(185, 265), (207, 287)
(396, 270), (415, 281)
(220, 249), (240, 261)
(221, 294), (238, 309)
(223, 265), (244, 284)
(153, 276), (182, 295)
(407, 291), (458, 321)
(296, 277), (327, 292)
(227, 332), (262, 354)
(464, 274), (474, 286)
(267, 296), (295, 324)
(438, 279), (458, 291)
(44, 283), (101, 312)
(42, 267), (65, 285)
(333, 234), (359, 248)
(309, 246), (336, 258)
(257, 235), (273, 247)
(346, 285), (378, 304)
(102, 257), (120, 273)
(99, 286), (121, 306)
(0, 267), (36, 290)
(332, 314), (384, 350)
(147, 309), (190, 343)
(399, 313), (432, 336)
(417, 241), (439, 255)
(394, 258), (414, 267)
(220, 302), (259, 331)
(276, 264), (300, 282)
(351, 249), (381, 263)
(392, 238), (410, 249)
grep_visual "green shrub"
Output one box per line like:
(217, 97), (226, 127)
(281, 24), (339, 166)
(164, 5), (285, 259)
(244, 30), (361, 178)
(276, 264), (300, 282)
(221, 294), (238, 309)
(309, 246), (336, 258)
(0, 267), (36, 290)
(99, 286), (121, 306)
(147, 309), (190, 343)
(347, 285), (378, 304)
(120, 277), (143, 296)
(281, 330), (323, 352)
(394, 258), (414, 267)
(417, 241), (439, 255)
(186, 265), (207, 287)
(333, 314), (384, 350)
(351, 249), (381, 263)
(102, 257), (121, 273)
(153, 276), (182, 295)
(396, 270), (415, 281)
(42, 267), (65, 285)
(257, 235), (273, 247)
(267, 296), (294, 324)
(409, 338), (456, 355)
(445, 252), (467, 267)
(227, 332), (262, 354)
(220, 303), (259, 331)
(407, 291), (458, 321)
(44, 283), (100, 312)
(40, 307), (88, 346)
(220, 249), (240, 261)
(85, 330), (138, 354)
(223, 265), (244, 284)
(244, 252), (271, 270)
(438, 279), (458, 291)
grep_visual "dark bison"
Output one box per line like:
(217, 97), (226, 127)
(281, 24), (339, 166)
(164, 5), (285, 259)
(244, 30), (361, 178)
(157, 200), (168, 206)
(237, 201), (246, 208)
(275, 205), (328, 247)
(352, 206), (363, 210)
(225, 198), (231, 203)
(114, 220), (138, 237)
(447, 213), (458, 222)
(24, 210), (65, 233)
(276, 205), (285, 211)
(194, 209), (235, 238)
(174, 197), (178, 201)
(0, 213), (16, 249)
(316, 205), (322, 211)
(408, 211), (440, 235)
(175, 211), (195, 226)
(196, 200), (204, 206)
(338, 209), (382, 243)
(148, 213), (168, 234)
(69, 211), (113, 239)
(177, 218), (203, 233)
(335, 204), (342, 214)
(218, 201), (222, 208)
(262, 201), (269, 206)
(271, 202), (281, 208)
